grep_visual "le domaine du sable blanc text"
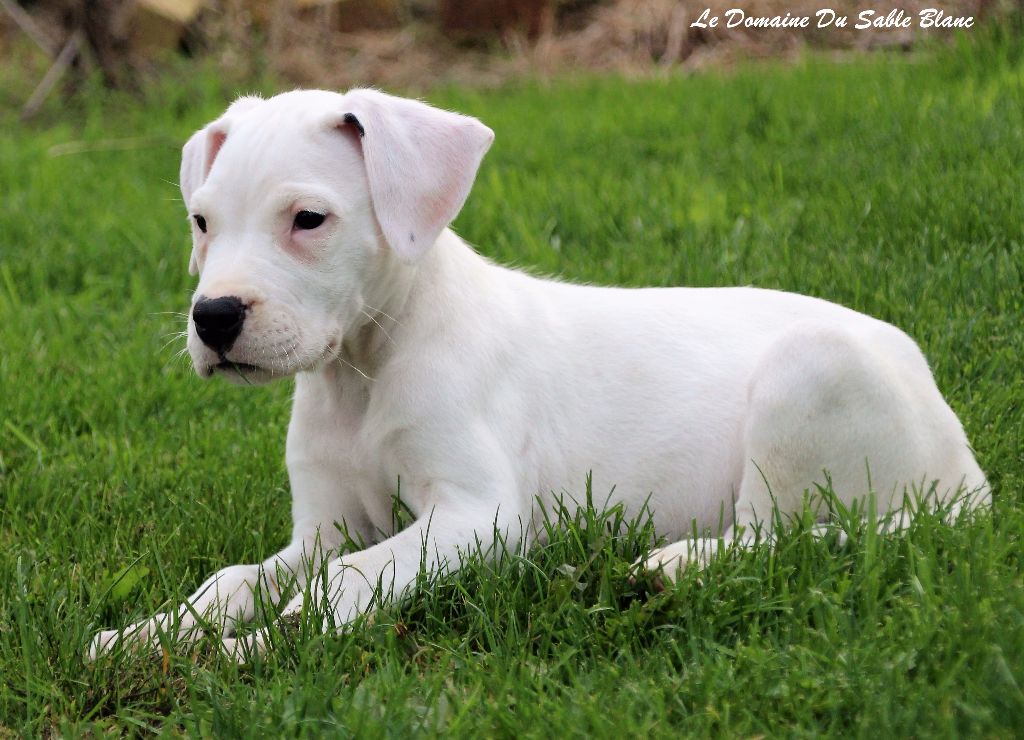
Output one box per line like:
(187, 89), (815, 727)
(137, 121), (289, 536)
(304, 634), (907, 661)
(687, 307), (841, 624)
(691, 7), (975, 29)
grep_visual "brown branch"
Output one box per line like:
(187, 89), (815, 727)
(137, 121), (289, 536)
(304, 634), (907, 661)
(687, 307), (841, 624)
(21, 30), (84, 120)
(0, 0), (58, 56)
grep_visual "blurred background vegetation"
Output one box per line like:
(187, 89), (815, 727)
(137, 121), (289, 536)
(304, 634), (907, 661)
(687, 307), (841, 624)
(2, 0), (1021, 119)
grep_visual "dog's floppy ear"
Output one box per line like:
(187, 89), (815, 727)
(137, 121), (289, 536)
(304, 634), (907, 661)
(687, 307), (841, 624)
(179, 128), (214, 275)
(337, 89), (494, 261)
(179, 96), (263, 275)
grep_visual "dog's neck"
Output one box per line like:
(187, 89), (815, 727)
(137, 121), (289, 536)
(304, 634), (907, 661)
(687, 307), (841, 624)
(335, 228), (490, 382)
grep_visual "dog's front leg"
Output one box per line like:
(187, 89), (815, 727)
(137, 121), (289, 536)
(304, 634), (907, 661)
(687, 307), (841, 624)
(88, 538), (335, 659)
(89, 473), (360, 659)
(221, 495), (519, 659)
(89, 562), (273, 659)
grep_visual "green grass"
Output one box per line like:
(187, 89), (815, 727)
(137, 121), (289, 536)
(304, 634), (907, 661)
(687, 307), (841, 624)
(2, 33), (1024, 735)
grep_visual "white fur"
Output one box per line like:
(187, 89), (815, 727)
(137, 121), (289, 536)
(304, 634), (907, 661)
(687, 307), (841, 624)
(90, 89), (988, 659)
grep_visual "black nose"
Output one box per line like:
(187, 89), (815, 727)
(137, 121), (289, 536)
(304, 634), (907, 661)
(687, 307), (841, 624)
(192, 295), (246, 354)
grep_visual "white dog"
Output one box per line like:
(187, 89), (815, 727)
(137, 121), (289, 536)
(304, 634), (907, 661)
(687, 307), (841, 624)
(91, 89), (988, 658)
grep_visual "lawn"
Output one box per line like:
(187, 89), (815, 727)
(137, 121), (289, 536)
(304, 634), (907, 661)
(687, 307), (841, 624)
(1, 32), (1023, 735)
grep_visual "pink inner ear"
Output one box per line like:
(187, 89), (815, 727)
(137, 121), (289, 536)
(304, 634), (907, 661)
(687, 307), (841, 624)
(204, 130), (227, 178)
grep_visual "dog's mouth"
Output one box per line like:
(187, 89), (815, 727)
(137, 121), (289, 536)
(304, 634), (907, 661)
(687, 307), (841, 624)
(215, 360), (259, 373)
(208, 359), (271, 384)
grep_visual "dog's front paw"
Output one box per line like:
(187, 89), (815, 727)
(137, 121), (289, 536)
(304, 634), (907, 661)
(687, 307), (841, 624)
(221, 630), (270, 663)
(87, 614), (204, 661)
(89, 628), (127, 660)
(88, 618), (168, 660)
(633, 538), (720, 590)
(219, 598), (304, 663)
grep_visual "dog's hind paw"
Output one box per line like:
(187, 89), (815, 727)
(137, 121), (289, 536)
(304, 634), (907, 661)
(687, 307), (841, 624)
(632, 538), (721, 590)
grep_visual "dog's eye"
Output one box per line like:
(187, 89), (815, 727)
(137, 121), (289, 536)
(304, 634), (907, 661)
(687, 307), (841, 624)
(193, 214), (207, 233)
(293, 211), (326, 230)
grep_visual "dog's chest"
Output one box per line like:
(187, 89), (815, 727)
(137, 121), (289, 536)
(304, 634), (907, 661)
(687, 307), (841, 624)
(288, 368), (416, 533)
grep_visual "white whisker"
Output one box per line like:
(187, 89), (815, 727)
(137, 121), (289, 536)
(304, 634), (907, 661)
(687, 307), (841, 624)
(360, 309), (395, 346)
(323, 342), (374, 382)
(363, 303), (401, 326)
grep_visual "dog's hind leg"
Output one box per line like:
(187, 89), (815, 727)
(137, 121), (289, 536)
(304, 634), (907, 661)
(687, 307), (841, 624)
(639, 322), (989, 584)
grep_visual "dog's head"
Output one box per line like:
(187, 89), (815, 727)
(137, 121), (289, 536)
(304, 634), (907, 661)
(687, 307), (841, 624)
(179, 89), (494, 384)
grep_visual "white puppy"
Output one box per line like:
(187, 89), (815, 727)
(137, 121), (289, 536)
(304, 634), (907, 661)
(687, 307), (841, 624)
(91, 89), (988, 658)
